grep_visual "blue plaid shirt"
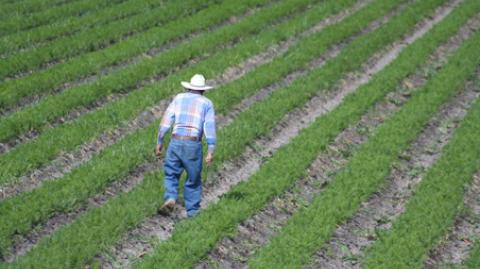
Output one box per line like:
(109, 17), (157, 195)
(157, 92), (216, 153)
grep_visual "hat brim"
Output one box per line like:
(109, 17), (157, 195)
(181, 81), (213, 91)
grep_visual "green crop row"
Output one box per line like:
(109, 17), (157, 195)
(0, 0), (265, 111)
(0, 0), (223, 79)
(0, 0), (354, 258)
(466, 241), (480, 268)
(0, 0), (335, 183)
(361, 63), (480, 269)
(248, 17), (480, 269)
(1, 0), (446, 267)
(0, 0), (171, 55)
(0, 0), (71, 25)
(0, 0), (124, 36)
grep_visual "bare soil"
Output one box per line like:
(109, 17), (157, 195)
(1, 0), (463, 265)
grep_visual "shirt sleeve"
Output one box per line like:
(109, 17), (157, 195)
(157, 98), (176, 145)
(204, 101), (216, 154)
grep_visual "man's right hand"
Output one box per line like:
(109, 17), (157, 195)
(155, 144), (162, 157)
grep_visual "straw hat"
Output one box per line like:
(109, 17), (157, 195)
(181, 74), (213, 91)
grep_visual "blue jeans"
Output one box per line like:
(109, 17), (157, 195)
(163, 138), (203, 217)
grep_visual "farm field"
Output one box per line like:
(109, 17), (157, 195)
(0, 0), (479, 268)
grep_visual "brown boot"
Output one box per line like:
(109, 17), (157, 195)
(158, 199), (176, 216)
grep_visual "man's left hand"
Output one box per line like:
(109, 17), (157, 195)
(205, 152), (213, 165)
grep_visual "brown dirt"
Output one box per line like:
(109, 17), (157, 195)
(0, 0), (458, 262)
(96, 4), (439, 267)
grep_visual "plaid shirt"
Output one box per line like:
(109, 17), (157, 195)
(157, 92), (216, 153)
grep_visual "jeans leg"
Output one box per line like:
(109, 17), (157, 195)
(181, 141), (203, 217)
(163, 142), (184, 201)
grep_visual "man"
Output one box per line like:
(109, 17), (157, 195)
(155, 74), (216, 217)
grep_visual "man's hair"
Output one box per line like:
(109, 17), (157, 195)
(185, 88), (204, 95)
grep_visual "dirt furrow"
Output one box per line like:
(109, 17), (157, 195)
(0, 1), (371, 261)
(305, 55), (480, 269)
(0, 0), (369, 201)
(97, 4), (450, 267)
